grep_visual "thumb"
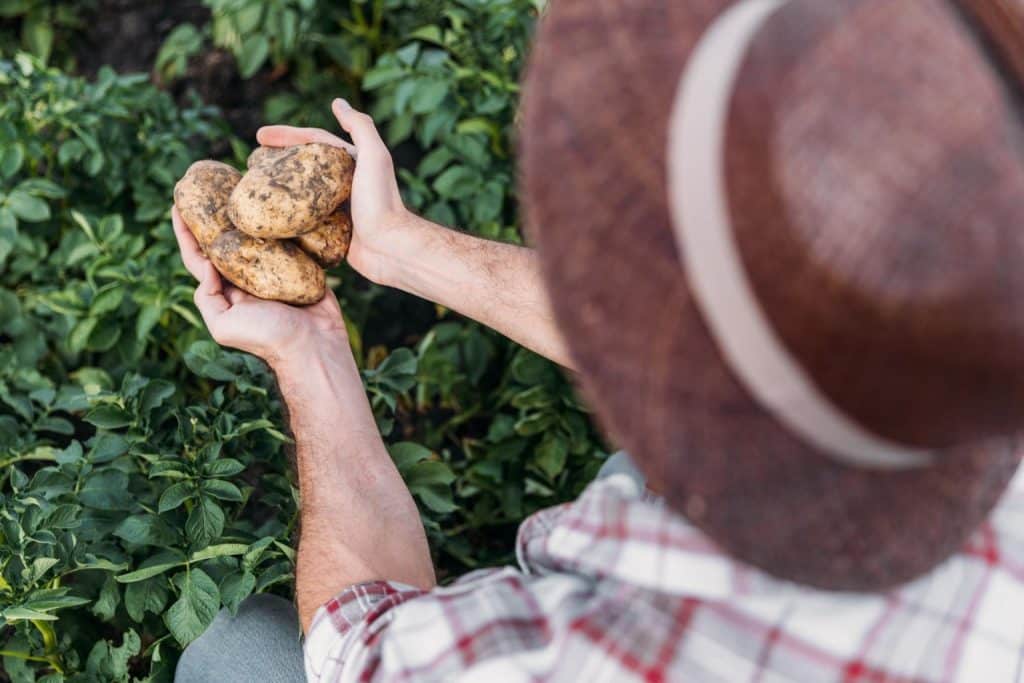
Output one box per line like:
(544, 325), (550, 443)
(332, 98), (388, 160)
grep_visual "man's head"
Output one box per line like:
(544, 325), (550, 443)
(521, 0), (1024, 589)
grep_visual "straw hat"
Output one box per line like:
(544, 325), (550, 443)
(520, 0), (1024, 590)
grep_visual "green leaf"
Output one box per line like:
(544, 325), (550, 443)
(58, 138), (86, 165)
(389, 442), (433, 472)
(219, 571), (256, 615)
(116, 550), (187, 583)
(89, 433), (129, 463)
(165, 568), (219, 646)
(408, 25), (444, 44)
(84, 404), (133, 429)
(17, 178), (65, 198)
(417, 147), (453, 177)
(45, 503), (81, 528)
(79, 470), (132, 510)
(22, 590), (91, 613)
(90, 286), (125, 316)
(405, 461), (458, 513)
(87, 320), (122, 352)
(201, 478), (243, 502)
(363, 65), (406, 90)
(0, 143), (24, 178)
(410, 80), (449, 114)
(115, 514), (178, 547)
(35, 415), (74, 435)
(242, 536), (275, 570)
(92, 575), (120, 621)
(6, 189), (49, 221)
(184, 340), (237, 381)
(85, 628), (141, 681)
(56, 440), (84, 465)
(189, 543), (248, 562)
(236, 34), (270, 78)
(4, 606), (58, 622)
(202, 458), (245, 477)
(29, 557), (59, 582)
(534, 436), (568, 480)
(22, 15), (54, 63)
(0, 205), (15, 232)
(124, 578), (169, 623)
(186, 496), (225, 548)
(515, 412), (556, 436)
(140, 379), (176, 414)
(432, 165), (478, 199)
(136, 303), (163, 341)
(69, 317), (98, 354)
(158, 481), (194, 513)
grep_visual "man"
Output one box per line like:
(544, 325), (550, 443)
(177, 0), (1024, 681)
(173, 97), (575, 681)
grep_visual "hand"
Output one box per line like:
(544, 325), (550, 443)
(171, 206), (348, 367)
(256, 99), (410, 285)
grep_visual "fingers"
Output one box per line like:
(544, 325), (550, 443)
(331, 99), (388, 161)
(193, 261), (231, 333)
(171, 206), (207, 279)
(256, 125), (357, 158)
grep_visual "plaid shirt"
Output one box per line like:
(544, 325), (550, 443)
(304, 466), (1024, 682)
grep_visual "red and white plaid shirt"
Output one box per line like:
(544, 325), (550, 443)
(305, 466), (1024, 682)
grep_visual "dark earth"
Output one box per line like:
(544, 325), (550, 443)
(74, 0), (275, 141)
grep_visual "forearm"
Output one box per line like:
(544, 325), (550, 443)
(273, 337), (435, 632)
(380, 213), (574, 369)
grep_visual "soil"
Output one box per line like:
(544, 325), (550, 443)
(75, 0), (277, 142)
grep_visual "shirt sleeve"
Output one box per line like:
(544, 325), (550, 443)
(304, 580), (426, 682)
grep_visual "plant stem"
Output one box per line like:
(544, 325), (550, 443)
(0, 451), (57, 469)
(0, 650), (52, 664)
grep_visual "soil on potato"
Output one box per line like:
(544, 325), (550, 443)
(75, 0), (276, 142)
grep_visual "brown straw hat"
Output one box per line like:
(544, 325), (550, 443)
(521, 0), (1024, 590)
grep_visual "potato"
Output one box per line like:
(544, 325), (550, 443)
(173, 161), (241, 251)
(293, 206), (353, 268)
(229, 143), (354, 238)
(248, 148), (354, 267)
(207, 229), (326, 305)
(246, 146), (289, 169)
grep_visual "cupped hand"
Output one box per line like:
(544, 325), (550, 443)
(172, 206), (347, 367)
(256, 99), (409, 285)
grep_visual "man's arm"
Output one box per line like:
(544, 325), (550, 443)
(172, 212), (435, 632)
(274, 336), (435, 631)
(257, 99), (574, 369)
(378, 212), (570, 367)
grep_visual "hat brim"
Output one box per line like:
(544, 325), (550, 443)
(520, 0), (1022, 590)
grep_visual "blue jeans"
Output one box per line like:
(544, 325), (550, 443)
(175, 593), (305, 682)
(174, 452), (640, 682)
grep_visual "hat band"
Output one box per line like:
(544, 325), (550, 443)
(665, 0), (934, 470)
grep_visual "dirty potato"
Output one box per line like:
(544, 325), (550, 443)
(246, 146), (289, 169)
(207, 229), (326, 305)
(229, 143), (354, 239)
(173, 160), (241, 251)
(293, 206), (353, 268)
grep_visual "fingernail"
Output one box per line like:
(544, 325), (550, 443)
(333, 98), (351, 110)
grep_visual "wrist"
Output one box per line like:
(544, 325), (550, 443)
(355, 209), (432, 290)
(269, 329), (354, 381)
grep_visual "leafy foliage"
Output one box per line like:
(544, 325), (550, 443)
(0, 0), (93, 68)
(1, 0), (607, 678)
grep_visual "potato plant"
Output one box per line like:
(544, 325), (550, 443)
(1, 1), (606, 679)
